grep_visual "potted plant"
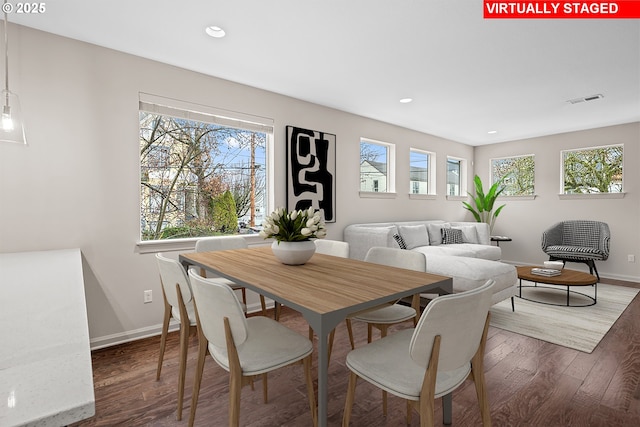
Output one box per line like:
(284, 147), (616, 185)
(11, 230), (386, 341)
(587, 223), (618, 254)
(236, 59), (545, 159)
(259, 207), (327, 264)
(462, 175), (506, 233)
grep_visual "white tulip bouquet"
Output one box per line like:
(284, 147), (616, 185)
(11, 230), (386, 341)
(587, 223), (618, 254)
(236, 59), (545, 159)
(259, 207), (327, 243)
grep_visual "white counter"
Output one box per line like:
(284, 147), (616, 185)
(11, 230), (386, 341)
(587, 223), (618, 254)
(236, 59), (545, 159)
(0, 249), (95, 426)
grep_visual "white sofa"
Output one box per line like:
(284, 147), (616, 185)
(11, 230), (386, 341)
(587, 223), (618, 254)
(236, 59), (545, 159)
(343, 220), (517, 306)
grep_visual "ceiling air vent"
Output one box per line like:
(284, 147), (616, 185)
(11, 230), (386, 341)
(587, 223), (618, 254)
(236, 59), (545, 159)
(567, 94), (604, 104)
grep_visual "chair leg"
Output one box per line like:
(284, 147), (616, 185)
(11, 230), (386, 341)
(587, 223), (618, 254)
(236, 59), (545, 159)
(156, 297), (171, 380)
(345, 319), (355, 349)
(470, 314), (492, 426)
(328, 329), (336, 365)
(188, 326), (209, 427)
(262, 373), (268, 403)
(342, 371), (358, 427)
(228, 369), (243, 427)
(260, 295), (267, 316)
(511, 296), (515, 312)
(241, 287), (247, 306)
(176, 321), (190, 420)
(590, 261), (600, 281)
(303, 355), (318, 427)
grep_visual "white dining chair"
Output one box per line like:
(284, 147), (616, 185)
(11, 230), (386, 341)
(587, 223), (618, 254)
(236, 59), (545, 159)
(187, 269), (317, 427)
(195, 236), (266, 315)
(343, 279), (495, 426)
(155, 252), (197, 421)
(349, 246), (426, 413)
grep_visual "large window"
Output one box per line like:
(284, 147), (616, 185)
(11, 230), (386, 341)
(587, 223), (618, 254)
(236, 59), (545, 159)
(360, 138), (395, 193)
(139, 95), (273, 241)
(410, 148), (436, 195)
(491, 154), (535, 196)
(446, 156), (466, 196)
(562, 145), (623, 194)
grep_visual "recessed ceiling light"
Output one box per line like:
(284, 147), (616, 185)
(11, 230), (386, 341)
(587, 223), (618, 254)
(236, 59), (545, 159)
(399, 98), (413, 104)
(205, 26), (226, 38)
(488, 130), (498, 134)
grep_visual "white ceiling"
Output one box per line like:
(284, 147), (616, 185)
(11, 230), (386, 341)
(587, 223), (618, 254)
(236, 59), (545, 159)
(9, 0), (640, 145)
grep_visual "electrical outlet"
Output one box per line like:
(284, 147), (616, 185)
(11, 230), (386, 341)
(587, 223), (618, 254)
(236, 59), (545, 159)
(628, 255), (636, 263)
(144, 290), (153, 303)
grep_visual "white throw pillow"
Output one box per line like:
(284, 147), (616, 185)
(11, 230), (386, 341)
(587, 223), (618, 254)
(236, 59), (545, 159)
(397, 224), (429, 249)
(426, 223), (450, 246)
(453, 226), (480, 244)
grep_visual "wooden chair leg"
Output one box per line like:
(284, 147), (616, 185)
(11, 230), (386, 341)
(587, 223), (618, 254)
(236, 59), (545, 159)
(407, 399), (412, 425)
(303, 355), (318, 427)
(260, 295), (267, 316)
(471, 314), (492, 426)
(176, 320), (190, 420)
(345, 319), (355, 349)
(228, 370), (242, 427)
(156, 295), (171, 380)
(188, 323), (209, 427)
(262, 373), (268, 403)
(328, 329), (336, 364)
(342, 371), (358, 427)
(241, 287), (247, 305)
(367, 324), (373, 343)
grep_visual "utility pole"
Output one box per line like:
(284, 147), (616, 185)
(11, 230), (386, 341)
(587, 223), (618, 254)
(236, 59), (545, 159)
(250, 132), (256, 227)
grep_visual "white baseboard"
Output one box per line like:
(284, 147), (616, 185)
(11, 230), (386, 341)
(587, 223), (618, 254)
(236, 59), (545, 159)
(89, 300), (273, 351)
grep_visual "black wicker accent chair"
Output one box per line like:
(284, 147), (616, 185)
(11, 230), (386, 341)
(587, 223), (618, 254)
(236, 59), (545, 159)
(541, 220), (610, 281)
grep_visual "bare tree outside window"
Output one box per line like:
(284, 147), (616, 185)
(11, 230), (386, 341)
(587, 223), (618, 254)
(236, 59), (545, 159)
(491, 155), (535, 196)
(562, 145), (623, 194)
(140, 111), (268, 240)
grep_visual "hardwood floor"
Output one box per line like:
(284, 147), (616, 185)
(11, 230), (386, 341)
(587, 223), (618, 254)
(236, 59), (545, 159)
(73, 279), (640, 426)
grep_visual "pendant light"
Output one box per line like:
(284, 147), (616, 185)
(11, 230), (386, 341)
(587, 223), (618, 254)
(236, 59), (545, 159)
(1, 2), (26, 145)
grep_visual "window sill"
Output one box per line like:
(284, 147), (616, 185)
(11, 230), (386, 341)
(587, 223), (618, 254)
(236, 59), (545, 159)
(136, 234), (267, 254)
(558, 192), (626, 200)
(409, 194), (437, 200)
(446, 195), (467, 201)
(500, 195), (537, 200)
(359, 191), (397, 199)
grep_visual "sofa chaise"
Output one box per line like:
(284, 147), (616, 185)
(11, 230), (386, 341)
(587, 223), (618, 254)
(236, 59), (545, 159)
(343, 220), (517, 306)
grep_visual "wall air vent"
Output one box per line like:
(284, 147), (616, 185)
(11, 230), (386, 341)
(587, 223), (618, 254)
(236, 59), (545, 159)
(567, 94), (604, 104)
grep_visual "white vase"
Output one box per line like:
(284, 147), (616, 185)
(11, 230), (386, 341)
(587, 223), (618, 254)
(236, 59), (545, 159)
(271, 240), (316, 265)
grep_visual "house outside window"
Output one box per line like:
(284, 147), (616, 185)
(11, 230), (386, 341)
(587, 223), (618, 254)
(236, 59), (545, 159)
(139, 94), (273, 241)
(491, 154), (535, 196)
(410, 148), (436, 195)
(562, 144), (623, 194)
(360, 138), (395, 193)
(446, 156), (466, 196)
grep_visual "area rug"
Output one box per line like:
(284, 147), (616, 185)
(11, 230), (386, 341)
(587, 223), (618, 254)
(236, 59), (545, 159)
(490, 282), (639, 353)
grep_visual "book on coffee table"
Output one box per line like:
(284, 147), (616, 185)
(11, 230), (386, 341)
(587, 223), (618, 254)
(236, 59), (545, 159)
(531, 267), (562, 277)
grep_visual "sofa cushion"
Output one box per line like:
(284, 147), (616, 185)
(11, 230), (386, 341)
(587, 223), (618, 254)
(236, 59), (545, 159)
(453, 225), (480, 244)
(397, 224), (429, 250)
(427, 223), (450, 246)
(393, 233), (407, 250)
(442, 228), (464, 244)
(412, 244), (501, 261)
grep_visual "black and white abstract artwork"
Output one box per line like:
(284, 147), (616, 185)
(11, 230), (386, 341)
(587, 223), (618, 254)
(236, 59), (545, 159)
(286, 126), (336, 222)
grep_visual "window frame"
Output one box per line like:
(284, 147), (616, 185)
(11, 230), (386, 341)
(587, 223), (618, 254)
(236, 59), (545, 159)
(560, 144), (624, 196)
(446, 156), (467, 199)
(409, 148), (436, 197)
(137, 93), (274, 253)
(490, 154), (536, 197)
(359, 137), (396, 197)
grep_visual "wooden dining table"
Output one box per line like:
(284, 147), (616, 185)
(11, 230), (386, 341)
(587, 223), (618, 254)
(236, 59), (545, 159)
(180, 245), (453, 427)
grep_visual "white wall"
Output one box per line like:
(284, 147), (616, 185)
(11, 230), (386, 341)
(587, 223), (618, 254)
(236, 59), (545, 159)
(474, 123), (640, 282)
(1, 25), (637, 348)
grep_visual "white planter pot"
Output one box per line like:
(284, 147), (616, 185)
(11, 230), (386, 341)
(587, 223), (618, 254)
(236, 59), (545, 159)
(271, 240), (316, 265)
